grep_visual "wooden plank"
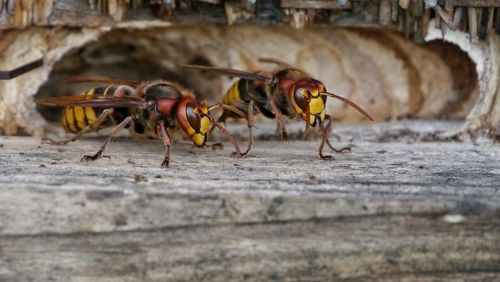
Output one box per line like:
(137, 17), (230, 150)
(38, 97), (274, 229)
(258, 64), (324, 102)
(0, 0), (498, 31)
(280, 0), (351, 9)
(421, 7), (431, 38)
(196, 0), (222, 4)
(453, 0), (500, 7)
(453, 6), (464, 28)
(0, 124), (500, 281)
(379, 0), (391, 26)
(486, 7), (494, 35)
(435, 4), (457, 30)
(413, 0), (423, 17)
(468, 7), (479, 41)
(391, 0), (399, 22)
(446, 0), (455, 19)
(497, 7), (500, 33)
(413, 0), (424, 42)
(399, 0), (409, 10)
(404, 5), (410, 39)
(0, 0), (228, 30)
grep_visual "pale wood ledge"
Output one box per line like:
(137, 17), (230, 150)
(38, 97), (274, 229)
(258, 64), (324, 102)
(0, 121), (499, 281)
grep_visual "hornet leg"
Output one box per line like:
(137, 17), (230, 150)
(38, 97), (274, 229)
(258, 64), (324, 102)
(205, 113), (225, 150)
(326, 139), (351, 153)
(43, 109), (113, 146)
(205, 113), (243, 158)
(208, 110), (229, 136)
(81, 115), (133, 162)
(318, 115), (350, 160)
(270, 98), (288, 141)
(218, 102), (253, 156)
(157, 120), (172, 168)
(242, 100), (255, 156)
(302, 103), (311, 139)
(208, 103), (252, 157)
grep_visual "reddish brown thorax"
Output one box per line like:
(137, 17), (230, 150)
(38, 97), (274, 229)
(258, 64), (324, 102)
(156, 98), (178, 116)
(278, 78), (296, 94)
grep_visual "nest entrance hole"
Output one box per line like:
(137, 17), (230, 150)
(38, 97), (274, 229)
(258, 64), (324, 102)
(35, 26), (479, 124)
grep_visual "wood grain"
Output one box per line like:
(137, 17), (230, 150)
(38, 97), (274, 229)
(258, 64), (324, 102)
(0, 121), (499, 281)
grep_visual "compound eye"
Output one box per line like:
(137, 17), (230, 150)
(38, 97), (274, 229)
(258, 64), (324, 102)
(114, 85), (136, 97)
(293, 86), (309, 112)
(186, 103), (201, 131)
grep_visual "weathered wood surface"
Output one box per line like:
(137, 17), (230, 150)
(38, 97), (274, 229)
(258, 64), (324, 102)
(1, 0), (499, 30)
(0, 0), (226, 30)
(0, 121), (499, 281)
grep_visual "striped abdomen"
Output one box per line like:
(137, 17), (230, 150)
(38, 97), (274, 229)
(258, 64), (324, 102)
(61, 86), (115, 133)
(222, 79), (275, 119)
(222, 80), (243, 108)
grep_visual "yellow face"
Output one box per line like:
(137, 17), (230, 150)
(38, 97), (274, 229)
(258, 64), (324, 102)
(305, 93), (327, 125)
(290, 80), (327, 126)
